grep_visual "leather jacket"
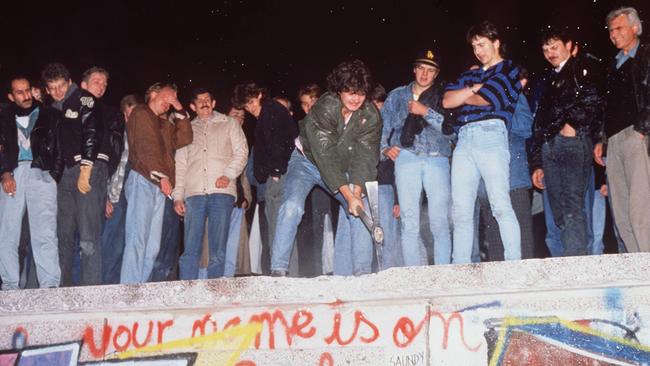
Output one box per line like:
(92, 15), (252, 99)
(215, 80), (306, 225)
(0, 103), (60, 178)
(96, 102), (124, 177)
(531, 54), (605, 171)
(51, 84), (103, 179)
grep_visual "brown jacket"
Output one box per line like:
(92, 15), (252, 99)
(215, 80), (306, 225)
(127, 104), (193, 186)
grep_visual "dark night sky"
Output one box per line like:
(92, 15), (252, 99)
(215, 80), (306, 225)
(1, 0), (649, 112)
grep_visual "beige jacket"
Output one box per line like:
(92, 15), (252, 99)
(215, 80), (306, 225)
(173, 111), (248, 200)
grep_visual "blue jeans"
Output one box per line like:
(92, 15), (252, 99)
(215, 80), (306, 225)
(100, 189), (127, 284)
(543, 170), (595, 256)
(591, 189), (606, 255)
(121, 172), (166, 284)
(180, 193), (234, 279)
(451, 120), (521, 263)
(542, 134), (593, 256)
(149, 199), (181, 282)
(271, 151), (373, 275)
(378, 185), (403, 269)
(0, 163), (60, 290)
(395, 150), (451, 265)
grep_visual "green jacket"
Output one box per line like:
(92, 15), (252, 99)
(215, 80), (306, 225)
(299, 92), (382, 193)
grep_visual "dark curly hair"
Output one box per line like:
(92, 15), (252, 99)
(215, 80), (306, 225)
(326, 59), (374, 95)
(232, 82), (269, 109)
(41, 62), (71, 83)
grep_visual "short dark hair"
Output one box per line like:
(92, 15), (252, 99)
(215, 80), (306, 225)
(297, 83), (322, 99)
(540, 26), (574, 46)
(326, 59), (374, 95)
(466, 21), (506, 57)
(190, 87), (213, 103)
(369, 83), (387, 104)
(81, 66), (109, 83)
(144, 82), (177, 103)
(232, 82), (268, 109)
(41, 62), (71, 83)
(5, 76), (30, 94)
(119, 94), (143, 113)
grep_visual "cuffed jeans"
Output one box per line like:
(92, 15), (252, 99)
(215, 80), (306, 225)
(271, 151), (373, 275)
(0, 163), (60, 290)
(451, 120), (521, 263)
(179, 193), (234, 279)
(395, 150), (452, 265)
(58, 162), (107, 286)
(542, 134), (592, 256)
(121, 172), (165, 284)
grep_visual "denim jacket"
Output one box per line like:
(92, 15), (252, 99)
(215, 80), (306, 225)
(381, 82), (453, 158)
(509, 93), (533, 190)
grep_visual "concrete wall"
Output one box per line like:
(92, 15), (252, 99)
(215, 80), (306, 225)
(1, 253), (650, 366)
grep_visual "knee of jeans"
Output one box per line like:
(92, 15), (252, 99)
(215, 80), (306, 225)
(400, 208), (420, 232)
(281, 198), (305, 219)
(490, 203), (515, 222)
(452, 205), (473, 224)
(79, 241), (97, 256)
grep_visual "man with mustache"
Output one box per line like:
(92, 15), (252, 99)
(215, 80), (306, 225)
(172, 88), (248, 279)
(0, 77), (61, 290)
(530, 27), (605, 256)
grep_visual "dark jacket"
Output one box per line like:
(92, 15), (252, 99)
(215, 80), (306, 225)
(0, 103), (60, 177)
(604, 42), (650, 138)
(531, 54), (605, 171)
(96, 102), (124, 176)
(51, 84), (104, 177)
(252, 100), (298, 183)
(300, 92), (382, 193)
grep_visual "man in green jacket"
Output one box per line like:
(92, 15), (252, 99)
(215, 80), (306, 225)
(270, 59), (382, 277)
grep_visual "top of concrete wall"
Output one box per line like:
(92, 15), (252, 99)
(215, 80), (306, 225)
(1, 254), (649, 315)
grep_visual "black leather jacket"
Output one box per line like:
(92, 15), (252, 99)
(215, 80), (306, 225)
(0, 103), (60, 177)
(96, 101), (124, 176)
(51, 85), (104, 179)
(252, 100), (298, 183)
(531, 54), (605, 171)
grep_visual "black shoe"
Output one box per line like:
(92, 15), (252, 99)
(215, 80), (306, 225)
(271, 270), (288, 277)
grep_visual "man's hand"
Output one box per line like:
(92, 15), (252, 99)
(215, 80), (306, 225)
(347, 195), (364, 216)
(408, 100), (428, 116)
(532, 169), (545, 190)
(78, 165), (92, 194)
(593, 143), (605, 167)
(639, 131), (646, 140)
(174, 200), (186, 216)
(105, 200), (114, 218)
(2, 172), (16, 196)
(160, 177), (172, 196)
(164, 92), (183, 111)
(215, 176), (230, 188)
(559, 123), (577, 137)
(392, 204), (400, 218)
(383, 146), (401, 161)
(600, 184), (608, 197)
(240, 199), (249, 210)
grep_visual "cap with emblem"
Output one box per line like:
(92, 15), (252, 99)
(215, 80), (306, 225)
(414, 49), (441, 69)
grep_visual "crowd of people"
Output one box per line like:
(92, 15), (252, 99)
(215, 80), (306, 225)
(0, 6), (648, 289)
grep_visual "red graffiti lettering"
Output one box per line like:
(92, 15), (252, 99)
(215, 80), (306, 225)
(131, 321), (154, 348)
(392, 310), (481, 351)
(112, 325), (132, 352)
(249, 309), (316, 349)
(157, 320), (174, 344)
(324, 311), (379, 346)
(319, 352), (334, 366)
(235, 361), (256, 366)
(224, 316), (242, 330)
(192, 314), (218, 337)
(83, 323), (112, 358)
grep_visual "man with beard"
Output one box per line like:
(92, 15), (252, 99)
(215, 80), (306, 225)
(0, 77), (61, 290)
